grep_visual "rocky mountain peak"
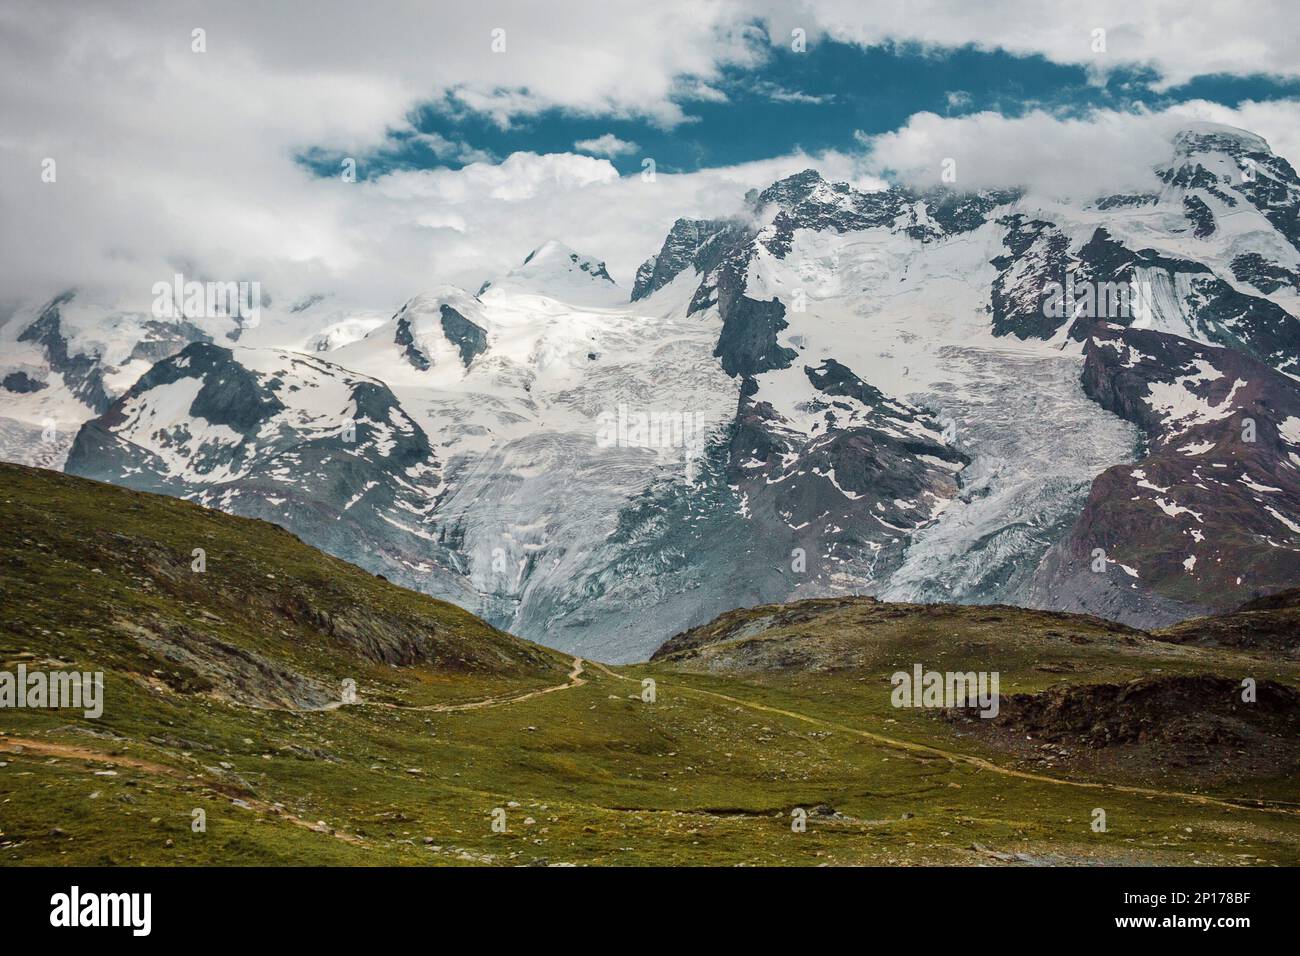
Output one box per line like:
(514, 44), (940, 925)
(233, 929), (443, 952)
(756, 168), (837, 209)
(1171, 123), (1273, 161)
(389, 286), (489, 371)
(631, 217), (750, 301)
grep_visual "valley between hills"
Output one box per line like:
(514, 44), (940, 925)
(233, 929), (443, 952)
(1, 462), (1297, 866)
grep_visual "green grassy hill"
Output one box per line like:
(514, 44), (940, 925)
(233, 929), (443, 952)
(2, 464), (1298, 866)
(0, 462), (567, 710)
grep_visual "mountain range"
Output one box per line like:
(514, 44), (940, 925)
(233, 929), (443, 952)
(3, 121), (1299, 662)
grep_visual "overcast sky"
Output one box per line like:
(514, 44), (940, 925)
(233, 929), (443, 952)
(3, 0), (1300, 317)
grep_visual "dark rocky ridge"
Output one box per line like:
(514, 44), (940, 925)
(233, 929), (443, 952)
(64, 343), (473, 606)
(1064, 228), (1300, 376)
(946, 674), (1300, 785)
(1182, 194), (1216, 238)
(17, 292), (112, 414)
(439, 304), (488, 368)
(1231, 252), (1300, 295)
(1024, 325), (1300, 624)
(989, 214), (1072, 339)
(630, 218), (749, 301)
(2, 371), (46, 394)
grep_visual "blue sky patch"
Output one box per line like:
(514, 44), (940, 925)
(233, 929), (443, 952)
(298, 40), (1300, 181)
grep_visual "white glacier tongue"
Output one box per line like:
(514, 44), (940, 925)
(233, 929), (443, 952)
(328, 273), (741, 659)
(879, 346), (1140, 603)
(735, 207), (1145, 610)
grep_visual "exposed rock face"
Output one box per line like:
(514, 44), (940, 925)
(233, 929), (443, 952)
(724, 362), (967, 595)
(1183, 195), (1216, 238)
(631, 218), (749, 301)
(438, 304), (488, 368)
(1094, 193), (1160, 210)
(17, 293), (112, 414)
(753, 170), (1017, 257)
(394, 312), (431, 371)
(389, 288), (492, 372)
(968, 675), (1300, 747)
(1171, 128), (1300, 253)
(1023, 325), (1300, 624)
(2, 371), (46, 394)
(713, 293), (794, 379)
(946, 674), (1300, 785)
(64, 343), (471, 603)
(1231, 252), (1300, 294)
(1064, 228), (1300, 376)
(989, 215), (1072, 339)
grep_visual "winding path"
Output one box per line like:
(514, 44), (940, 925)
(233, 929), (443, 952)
(393, 657), (586, 712)
(587, 661), (1300, 818)
(0, 658), (589, 849)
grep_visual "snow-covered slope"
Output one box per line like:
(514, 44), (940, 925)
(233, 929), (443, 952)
(0, 287), (389, 468)
(14, 123), (1300, 659)
(477, 239), (624, 308)
(64, 341), (471, 602)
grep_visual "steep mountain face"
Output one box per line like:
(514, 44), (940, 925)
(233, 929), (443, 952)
(1021, 325), (1300, 621)
(0, 291), (222, 469)
(1064, 228), (1300, 374)
(1165, 128), (1300, 251)
(0, 287), (387, 470)
(630, 218), (753, 302)
(619, 123), (1300, 639)
(11, 122), (1300, 659)
(63, 342), (472, 604)
(389, 287), (491, 371)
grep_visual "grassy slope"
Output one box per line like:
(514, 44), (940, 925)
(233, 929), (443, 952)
(2, 465), (1298, 866)
(0, 463), (567, 707)
(1150, 588), (1300, 656)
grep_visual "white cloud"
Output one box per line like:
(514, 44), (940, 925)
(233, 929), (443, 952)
(752, 81), (834, 104)
(762, 0), (1300, 91)
(0, 0), (768, 313)
(359, 148), (869, 295)
(574, 134), (641, 158)
(860, 102), (1300, 199)
(407, 132), (497, 165)
(3, 0), (1299, 326)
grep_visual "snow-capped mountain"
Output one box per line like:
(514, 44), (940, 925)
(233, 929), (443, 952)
(478, 239), (624, 307)
(1022, 323), (1300, 622)
(11, 122), (1300, 661)
(0, 285), (388, 469)
(64, 341), (471, 603)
